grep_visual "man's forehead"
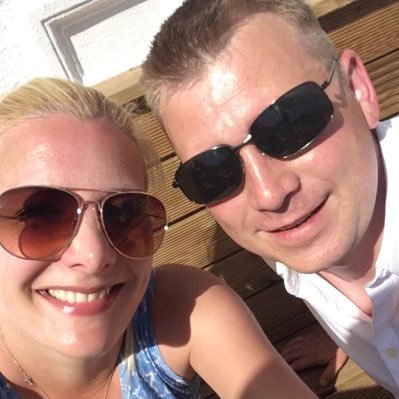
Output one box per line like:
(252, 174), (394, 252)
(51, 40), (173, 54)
(162, 64), (249, 130)
(160, 15), (323, 155)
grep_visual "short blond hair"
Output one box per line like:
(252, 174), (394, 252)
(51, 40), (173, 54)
(141, 0), (337, 115)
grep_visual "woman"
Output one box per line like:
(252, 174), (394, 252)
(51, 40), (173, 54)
(0, 78), (317, 398)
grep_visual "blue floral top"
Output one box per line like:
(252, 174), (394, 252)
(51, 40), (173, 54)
(0, 271), (201, 398)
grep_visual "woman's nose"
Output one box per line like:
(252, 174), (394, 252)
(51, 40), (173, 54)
(60, 204), (117, 273)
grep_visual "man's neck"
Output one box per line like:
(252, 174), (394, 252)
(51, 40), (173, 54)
(318, 148), (386, 316)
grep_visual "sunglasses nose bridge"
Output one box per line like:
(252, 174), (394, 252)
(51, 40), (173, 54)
(76, 200), (103, 229)
(234, 133), (267, 159)
(233, 133), (253, 154)
(71, 200), (113, 252)
(235, 133), (269, 163)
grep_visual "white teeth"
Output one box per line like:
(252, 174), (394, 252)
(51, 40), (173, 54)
(47, 288), (111, 304)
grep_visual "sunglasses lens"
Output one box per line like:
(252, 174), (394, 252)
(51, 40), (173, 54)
(102, 193), (166, 259)
(251, 82), (333, 158)
(0, 187), (79, 259)
(175, 147), (243, 204)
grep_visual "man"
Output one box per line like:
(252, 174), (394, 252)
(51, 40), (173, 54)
(141, 0), (399, 396)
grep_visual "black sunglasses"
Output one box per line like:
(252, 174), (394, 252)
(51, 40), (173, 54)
(173, 57), (338, 205)
(0, 186), (167, 260)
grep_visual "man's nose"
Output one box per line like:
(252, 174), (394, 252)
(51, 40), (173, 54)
(239, 144), (300, 210)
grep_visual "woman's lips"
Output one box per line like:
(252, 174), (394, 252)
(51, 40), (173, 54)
(47, 287), (111, 304)
(38, 284), (123, 315)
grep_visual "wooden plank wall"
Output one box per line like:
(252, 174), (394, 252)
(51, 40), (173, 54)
(96, 0), (399, 397)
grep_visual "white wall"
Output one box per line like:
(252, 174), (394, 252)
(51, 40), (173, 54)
(0, 0), (323, 97)
(0, 0), (183, 96)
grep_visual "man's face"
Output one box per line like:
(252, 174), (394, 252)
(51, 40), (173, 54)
(160, 14), (382, 273)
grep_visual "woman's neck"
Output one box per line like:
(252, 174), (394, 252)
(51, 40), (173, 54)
(0, 328), (121, 399)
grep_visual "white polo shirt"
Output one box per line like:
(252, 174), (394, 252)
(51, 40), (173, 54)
(267, 116), (399, 397)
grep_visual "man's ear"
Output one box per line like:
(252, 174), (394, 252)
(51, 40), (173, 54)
(340, 49), (380, 128)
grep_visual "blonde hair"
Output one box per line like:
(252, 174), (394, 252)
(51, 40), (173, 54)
(141, 0), (337, 115)
(0, 77), (162, 371)
(0, 77), (161, 191)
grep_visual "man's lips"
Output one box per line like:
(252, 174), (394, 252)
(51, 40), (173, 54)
(270, 199), (327, 232)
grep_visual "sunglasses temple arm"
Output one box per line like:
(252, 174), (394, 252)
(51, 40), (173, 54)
(320, 56), (339, 90)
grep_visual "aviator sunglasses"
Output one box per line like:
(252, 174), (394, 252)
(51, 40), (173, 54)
(173, 57), (338, 204)
(0, 186), (167, 260)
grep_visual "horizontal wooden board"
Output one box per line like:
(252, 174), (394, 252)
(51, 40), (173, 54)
(204, 250), (279, 299)
(327, 1), (399, 63)
(133, 112), (174, 159)
(324, 359), (394, 398)
(147, 157), (202, 223)
(95, 67), (143, 105)
(245, 283), (316, 343)
(153, 208), (240, 267)
(368, 50), (399, 120)
(312, 0), (358, 17)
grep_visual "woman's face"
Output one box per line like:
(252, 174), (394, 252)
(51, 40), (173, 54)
(0, 114), (152, 359)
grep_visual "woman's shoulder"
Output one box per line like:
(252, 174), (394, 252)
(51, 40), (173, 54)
(152, 265), (238, 365)
(152, 263), (248, 339)
(153, 264), (231, 313)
